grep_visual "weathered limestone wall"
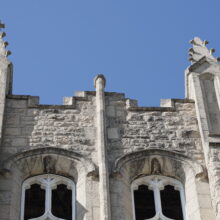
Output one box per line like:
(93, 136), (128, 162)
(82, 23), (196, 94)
(105, 93), (215, 219)
(0, 90), (215, 220)
(1, 93), (96, 159)
(0, 93), (100, 220)
(106, 95), (203, 163)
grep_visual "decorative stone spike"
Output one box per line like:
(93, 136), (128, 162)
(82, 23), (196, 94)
(189, 37), (218, 64)
(0, 25), (11, 57)
(189, 39), (195, 44)
(6, 51), (11, 56)
(188, 57), (195, 62)
(204, 40), (209, 45)
(0, 21), (5, 29)
(210, 48), (215, 54)
(0, 32), (6, 38)
(3, 41), (8, 47)
(188, 48), (195, 53)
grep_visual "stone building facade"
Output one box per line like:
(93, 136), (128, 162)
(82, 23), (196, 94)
(0, 23), (220, 220)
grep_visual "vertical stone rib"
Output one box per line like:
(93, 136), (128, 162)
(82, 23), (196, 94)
(94, 74), (111, 220)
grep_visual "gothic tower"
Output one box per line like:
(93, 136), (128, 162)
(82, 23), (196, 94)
(0, 22), (220, 220)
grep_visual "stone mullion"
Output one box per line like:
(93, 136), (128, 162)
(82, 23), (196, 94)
(45, 182), (52, 215)
(72, 184), (76, 220)
(152, 186), (162, 215)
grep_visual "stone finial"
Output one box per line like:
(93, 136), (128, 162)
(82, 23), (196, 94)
(0, 21), (11, 57)
(94, 74), (106, 89)
(189, 37), (219, 64)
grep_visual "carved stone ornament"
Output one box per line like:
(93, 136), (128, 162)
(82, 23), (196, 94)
(0, 21), (11, 57)
(189, 37), (219, 64)
(43, 156), (55, 173)
(151, 158), (162, 174)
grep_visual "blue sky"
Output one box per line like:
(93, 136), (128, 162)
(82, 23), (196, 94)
(1, 0), (220, 106)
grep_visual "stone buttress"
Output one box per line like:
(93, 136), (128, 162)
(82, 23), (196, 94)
(186, 37), (220, 219)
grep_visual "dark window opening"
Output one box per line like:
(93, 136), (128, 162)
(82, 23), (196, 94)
(160, 185), (183, 220)
(24, 184), (45, 220)
(134, 185), (155, 220)
(52, 184), (72, 220)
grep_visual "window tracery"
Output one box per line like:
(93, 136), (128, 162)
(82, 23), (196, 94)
(131, 175), (187, 220)
(21, 174), (75, 220)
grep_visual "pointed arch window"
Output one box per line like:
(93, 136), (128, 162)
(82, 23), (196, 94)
(21, 174), (75, 220)
(131, 175), (187, 220)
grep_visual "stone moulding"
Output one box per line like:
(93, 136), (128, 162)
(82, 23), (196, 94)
(188, 56), (216, 72)
(0, 147), (97, 177)
(113, 148), (206, 181)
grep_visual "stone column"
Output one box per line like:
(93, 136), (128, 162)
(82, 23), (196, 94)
(94, 74), (111, 220)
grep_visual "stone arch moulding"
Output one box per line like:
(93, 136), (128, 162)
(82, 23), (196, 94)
(0, 147), (97, 178)
(113, 149), (206, 182)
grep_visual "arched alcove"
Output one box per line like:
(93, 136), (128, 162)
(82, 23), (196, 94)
(110, 149), (214, 220)
(0, 147), (98, 220)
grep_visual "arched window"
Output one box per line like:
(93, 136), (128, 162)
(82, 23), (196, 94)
(131, 175), (187, 220)
(20, 174), (76, 220)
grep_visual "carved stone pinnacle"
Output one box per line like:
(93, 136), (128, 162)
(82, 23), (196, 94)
(204, 40), (209, 45)
(4, 41), (8, 47)
(188, 37), (218, 64)
(6, 51), (11, 56)
(0, 32), (6, 38)
(210, 48), (215, 54)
